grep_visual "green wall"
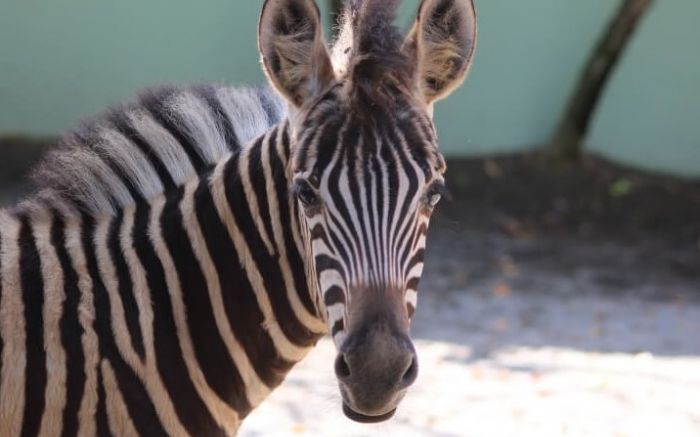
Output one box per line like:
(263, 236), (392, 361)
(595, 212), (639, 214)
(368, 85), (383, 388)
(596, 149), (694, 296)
(0, 1), (264, 134)
(587, 0), (700, 178)
(1, 1), (698, 177)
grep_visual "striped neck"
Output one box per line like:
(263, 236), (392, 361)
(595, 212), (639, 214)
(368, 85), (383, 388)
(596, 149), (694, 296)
(1, 119), (327, 435)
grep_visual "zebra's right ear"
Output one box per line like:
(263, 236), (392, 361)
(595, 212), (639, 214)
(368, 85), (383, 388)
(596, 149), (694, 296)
(258, 0), (336, 107)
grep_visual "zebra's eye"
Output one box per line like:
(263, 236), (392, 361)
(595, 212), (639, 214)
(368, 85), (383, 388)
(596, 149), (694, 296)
(425, 181), (448, 208)
(293, 179), (320, 208)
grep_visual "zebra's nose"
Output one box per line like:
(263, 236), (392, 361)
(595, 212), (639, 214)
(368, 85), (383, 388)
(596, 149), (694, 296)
(335, 327), (417, 419)
(334, 348), (417, 387)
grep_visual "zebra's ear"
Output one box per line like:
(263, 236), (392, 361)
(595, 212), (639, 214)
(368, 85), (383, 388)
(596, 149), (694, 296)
(404, 0), (477, 104)
(258, 0), (336, 106)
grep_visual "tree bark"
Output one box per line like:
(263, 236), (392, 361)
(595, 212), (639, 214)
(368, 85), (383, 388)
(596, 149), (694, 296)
(548, 0), (655, 161)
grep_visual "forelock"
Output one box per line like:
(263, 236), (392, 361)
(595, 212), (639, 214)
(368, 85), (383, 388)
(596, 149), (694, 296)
(347, 0), (416, 111)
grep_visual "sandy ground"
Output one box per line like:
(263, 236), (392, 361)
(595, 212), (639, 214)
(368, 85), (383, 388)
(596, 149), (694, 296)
(240, 286), (700, 437)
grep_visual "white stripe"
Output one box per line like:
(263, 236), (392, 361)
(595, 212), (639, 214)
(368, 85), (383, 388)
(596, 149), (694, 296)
(0, 212), (26, 437)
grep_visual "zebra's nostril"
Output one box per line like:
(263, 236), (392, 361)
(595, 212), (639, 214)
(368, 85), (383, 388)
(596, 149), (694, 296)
(401, 356), (418, 386)
(335, 354), (351, 380)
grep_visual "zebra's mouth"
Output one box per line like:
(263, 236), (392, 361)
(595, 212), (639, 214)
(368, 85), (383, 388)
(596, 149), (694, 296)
(342, 403), (397, 424)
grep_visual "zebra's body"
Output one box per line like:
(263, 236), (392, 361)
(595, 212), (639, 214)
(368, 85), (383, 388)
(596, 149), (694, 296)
(1, 85), (326, 436)
(0, 0), (477, 434)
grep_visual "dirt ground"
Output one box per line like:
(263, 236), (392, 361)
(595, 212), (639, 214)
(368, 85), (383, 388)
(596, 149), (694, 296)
(1, 141), (699, 436)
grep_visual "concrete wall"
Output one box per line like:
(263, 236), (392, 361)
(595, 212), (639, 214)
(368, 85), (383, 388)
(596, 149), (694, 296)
(586, 0), (700, 178)
(0, 1), (697, 177)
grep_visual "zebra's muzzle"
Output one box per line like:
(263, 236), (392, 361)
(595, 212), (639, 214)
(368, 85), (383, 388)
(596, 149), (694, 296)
(342, 403), (397, 424)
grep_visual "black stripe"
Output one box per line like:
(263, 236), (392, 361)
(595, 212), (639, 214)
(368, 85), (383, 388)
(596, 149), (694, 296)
(194, 174), (295, 393)
(380, 130), (400, 258)
(400, 222), (427, 272)
(331, 319), (345, 338)
(86, 214), (170, 437)
(193, 84), (241, 151)
(404, 248), (426, 279)
(53, 215), (86, 437)
(224, 150), (318, 348)
(248, 136), (277, 253)
(398, 222), (419, 271)
(109, 111), (177, 192)
(398, 115), (432, 177)
(256, 86), (282, 126)
(315, 255), (346, 279)
(406, 277), (421, 292)
(107, 214), (145, 359)
(326, 148), (363, 276)
(18, 215), (46, 437)
(279, 122), (292, 162)
(310, 117), (345, 179)
(131, 203), (225, 436)
(371, 147), (387, 279)
(406, 302), (415, 319)
(140, 89), (208, 172)
(95, 365), (112, 437)
(361, 127), (380, 280)
(323, 286), (345, 307)
(160, 187), (251, 415)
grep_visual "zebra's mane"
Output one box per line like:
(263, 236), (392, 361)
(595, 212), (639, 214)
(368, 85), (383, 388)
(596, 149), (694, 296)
(29, 84), (287, 216)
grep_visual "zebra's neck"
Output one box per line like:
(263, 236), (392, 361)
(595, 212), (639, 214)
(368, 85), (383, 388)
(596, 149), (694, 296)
(0, 120), (326, 435)
(132, 119), (328, 417)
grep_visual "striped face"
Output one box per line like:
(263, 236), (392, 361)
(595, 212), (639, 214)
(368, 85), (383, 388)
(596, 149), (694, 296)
(290, 92), (446, 347)
(290, 89), (447, 422)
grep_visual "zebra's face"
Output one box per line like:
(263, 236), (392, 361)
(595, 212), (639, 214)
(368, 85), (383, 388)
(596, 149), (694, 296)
(289, 96), (446, 420)
(259, 0), (476, 423)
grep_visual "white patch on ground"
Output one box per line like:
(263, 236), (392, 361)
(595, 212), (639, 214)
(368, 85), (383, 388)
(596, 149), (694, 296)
(241, 290), (700, 436)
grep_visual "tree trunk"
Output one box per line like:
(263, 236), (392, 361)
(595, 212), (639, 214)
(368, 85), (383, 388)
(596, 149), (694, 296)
(548, 0), (655, 161)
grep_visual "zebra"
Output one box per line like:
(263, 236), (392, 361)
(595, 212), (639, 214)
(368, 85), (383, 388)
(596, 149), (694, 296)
(0, 0), (476, 435)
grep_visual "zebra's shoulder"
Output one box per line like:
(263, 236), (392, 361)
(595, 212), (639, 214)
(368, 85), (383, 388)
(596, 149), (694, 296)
(29, 83), (287, 216)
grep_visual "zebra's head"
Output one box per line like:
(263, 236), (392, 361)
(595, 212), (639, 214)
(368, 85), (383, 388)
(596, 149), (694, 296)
(259, 0), (476, 423)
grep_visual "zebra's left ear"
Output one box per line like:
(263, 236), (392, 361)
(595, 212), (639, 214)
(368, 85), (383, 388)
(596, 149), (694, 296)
(404, 0), (477, 104)
(258, 0), (336, 107)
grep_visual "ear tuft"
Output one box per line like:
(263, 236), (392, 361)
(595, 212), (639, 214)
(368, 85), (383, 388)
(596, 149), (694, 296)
(259, 0), (335, 106)
(408, 0), (477, 103)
